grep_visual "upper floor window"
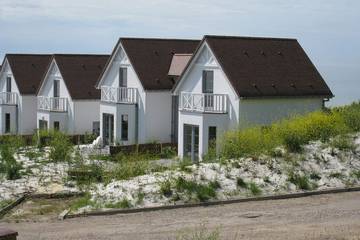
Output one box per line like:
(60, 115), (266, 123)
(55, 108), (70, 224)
(202, 70), (213, 93)
(6, 77), (11, 92)
(119, 67), (127, 87)
(54, 80), (60, 97)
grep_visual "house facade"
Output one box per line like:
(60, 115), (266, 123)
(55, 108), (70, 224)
(96, 38), (200, 146)
(37, 54), (108, 135)
(173, 36), (333, 161)
(0, 54), (52, 135)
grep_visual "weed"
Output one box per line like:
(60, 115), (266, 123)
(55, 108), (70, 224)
(70, 193), (95, 211)
(248, 182), (262, 196)
(159, 179), (173, 197)
(288, 172), (313, 190)
(236, 177), (248, 188)
(105, 198), (132, 209)
(329, 172), (344, 179)
(330, 135), (356, 152)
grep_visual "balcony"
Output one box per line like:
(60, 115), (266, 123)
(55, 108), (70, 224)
(180, 92), (228, 113)
(37, 96), (68, 112)
(101, 86), (137, 104)
(0, 92), (18, 105)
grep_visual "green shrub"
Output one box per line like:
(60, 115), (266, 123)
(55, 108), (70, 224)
(334, 101), (360, 132)
(0, 136), (24, 180)
(84, 132), (97, 144)
(351, 170), (360, 179)
(248, 182), (262, 196)
(288, 172), (313, 190)
(48, 130), (74, 162)
(174, 177), (217, 202)
(160, 146), (177, 159)
(105, 198), (132, 209)
(70, 193), (95, 211)
(330, 135), (356, 151)
(159, 179), (173, 197)
(179, 157), (193, 172)
(236, 177), (248, 188)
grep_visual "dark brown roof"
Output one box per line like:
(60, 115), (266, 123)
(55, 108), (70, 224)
(51, 54), (109, 99)
(99, 38), (200, 90)
(3, 54), (52, 94)
(207, 35), (333, 97)
(175, 35), (333, 98)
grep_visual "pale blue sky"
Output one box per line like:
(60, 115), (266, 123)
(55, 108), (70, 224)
(0, 0), (359, 106)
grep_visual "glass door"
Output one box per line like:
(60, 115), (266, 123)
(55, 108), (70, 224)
(102, 113), (114, 145)
(183, 124), (199, 162)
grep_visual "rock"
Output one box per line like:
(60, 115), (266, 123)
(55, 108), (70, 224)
(58, 209), (70, 220)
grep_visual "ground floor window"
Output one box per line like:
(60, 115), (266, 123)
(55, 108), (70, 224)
(121, 115), (128, 140)
(208, 126), (217, 148)
(54, 121), (60, 131)
(5, 113), (10, 133)
(93, 121), (100, 136)
(39, 120), (48, 130)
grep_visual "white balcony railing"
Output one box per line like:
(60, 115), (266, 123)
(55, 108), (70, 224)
(101, 86), (137, 104)
(180, 92), (228, 113)
(0, 92), (18, 105)
(37, 96), (68, 112)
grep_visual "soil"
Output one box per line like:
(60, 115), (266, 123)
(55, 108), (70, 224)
(1, 191), (360, 240)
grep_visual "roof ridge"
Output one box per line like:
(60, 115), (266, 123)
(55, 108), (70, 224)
(204, 35), (297, 41)
(6, 53), (52, 56)
(120, 37), (200, 42)
(53, 54), (109, 57)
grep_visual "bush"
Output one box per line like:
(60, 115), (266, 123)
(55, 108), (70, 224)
(0, 136), (24, 180)
(330, 135), (356, 151)
(334, 101), (360, 132)
(288, 172), (313, 190)
(160, 179), (173, 197)
(48, 130), (74, 162)
(105, 198), (132, 209)
(160, 146), (177, 159)
(174, 177), (217, 202)
(248, 182), (262, 196)
(236, 177), (248, 188)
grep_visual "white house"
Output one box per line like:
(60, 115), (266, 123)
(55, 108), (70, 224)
(172, 35), (333, 161)
(0, 54), (52, 135)
(37, 54), (109, 135)
(96, 38), (200, 145)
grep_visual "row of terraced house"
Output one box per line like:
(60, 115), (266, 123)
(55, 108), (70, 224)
(0, 35), (333, 161)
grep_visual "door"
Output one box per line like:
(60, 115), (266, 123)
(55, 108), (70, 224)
(54, 121), (60, 131)
(102, 113), (114, 145)
(183, 124), (199, 162)
(39, 120), (48, 130)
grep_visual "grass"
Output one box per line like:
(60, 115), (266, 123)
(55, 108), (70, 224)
(288, 172), (313, 190)
(70, 193), (96, 211)
(104, 198), (132, 209)
(174, 177), (217, 202)
(330, 135), (356, 152)
(0, 199), (13, 209)
(176, 224), (220, 240)
(220, 102), (360, 159)
(236, 177), (248, 188)
(329, 172), (344, 179)
(248, 182), (262, 196)
(160, 179), (173, 197)
(0, 136), (24, 180)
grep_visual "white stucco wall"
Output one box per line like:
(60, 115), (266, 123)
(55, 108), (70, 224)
(37, 60), (75, 134)
(73, 100), (100, 135)
(238, 97), (324, 127)
(145, 91), (172, 143)
(0, 59), (35, 135)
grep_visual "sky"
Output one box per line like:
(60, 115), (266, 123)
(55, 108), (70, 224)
(0, 0), (359, 106)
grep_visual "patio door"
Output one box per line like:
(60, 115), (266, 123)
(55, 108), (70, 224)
(53, 80), (60, 110)
(183, 124), (199, 162)
(202, 70), (214, 110)
(6, 77), (11, 103)
(102, 113), (114, 145)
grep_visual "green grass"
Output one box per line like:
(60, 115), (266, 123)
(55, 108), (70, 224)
(236, 177), (248, 188)
(220, 102), (360, 159)
(351, 170), (360, 179)
(288, 172), (313, 190)
(174, 177), (217, 202)
(248, 182), (262, 196)
(159, 179), (173, 197)
(70, 193), (95, 211)
(104, 198), (132, 209)
(330, 135), (356, 151)
(0, 199), (13, 209)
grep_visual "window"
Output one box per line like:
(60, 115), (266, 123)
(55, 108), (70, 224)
(119, 67), (127, 87)
(39, 120), (48, 130)
(5, 113), (10, 133)
(6, 77), (11, 92)
(54, 121), (60, 131)
(121, 114), (128, 140)
(92, 121), (100, 136)
(53, 80), (60, 97)
(202, 70), (213, 93)
(208, 126), (217, 148)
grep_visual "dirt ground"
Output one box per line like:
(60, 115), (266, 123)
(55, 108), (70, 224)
(1, 191), (360, 240)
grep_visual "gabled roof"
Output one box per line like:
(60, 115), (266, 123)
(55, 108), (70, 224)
(168, 54), (193, 76)
(175, 35), (333, 98)
(41, 54), (109, 100)
(98, 38), (200, 90)
(1, 54), (52, 94)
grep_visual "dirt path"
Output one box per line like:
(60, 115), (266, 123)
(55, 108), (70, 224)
(1, 191), (360, 240)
